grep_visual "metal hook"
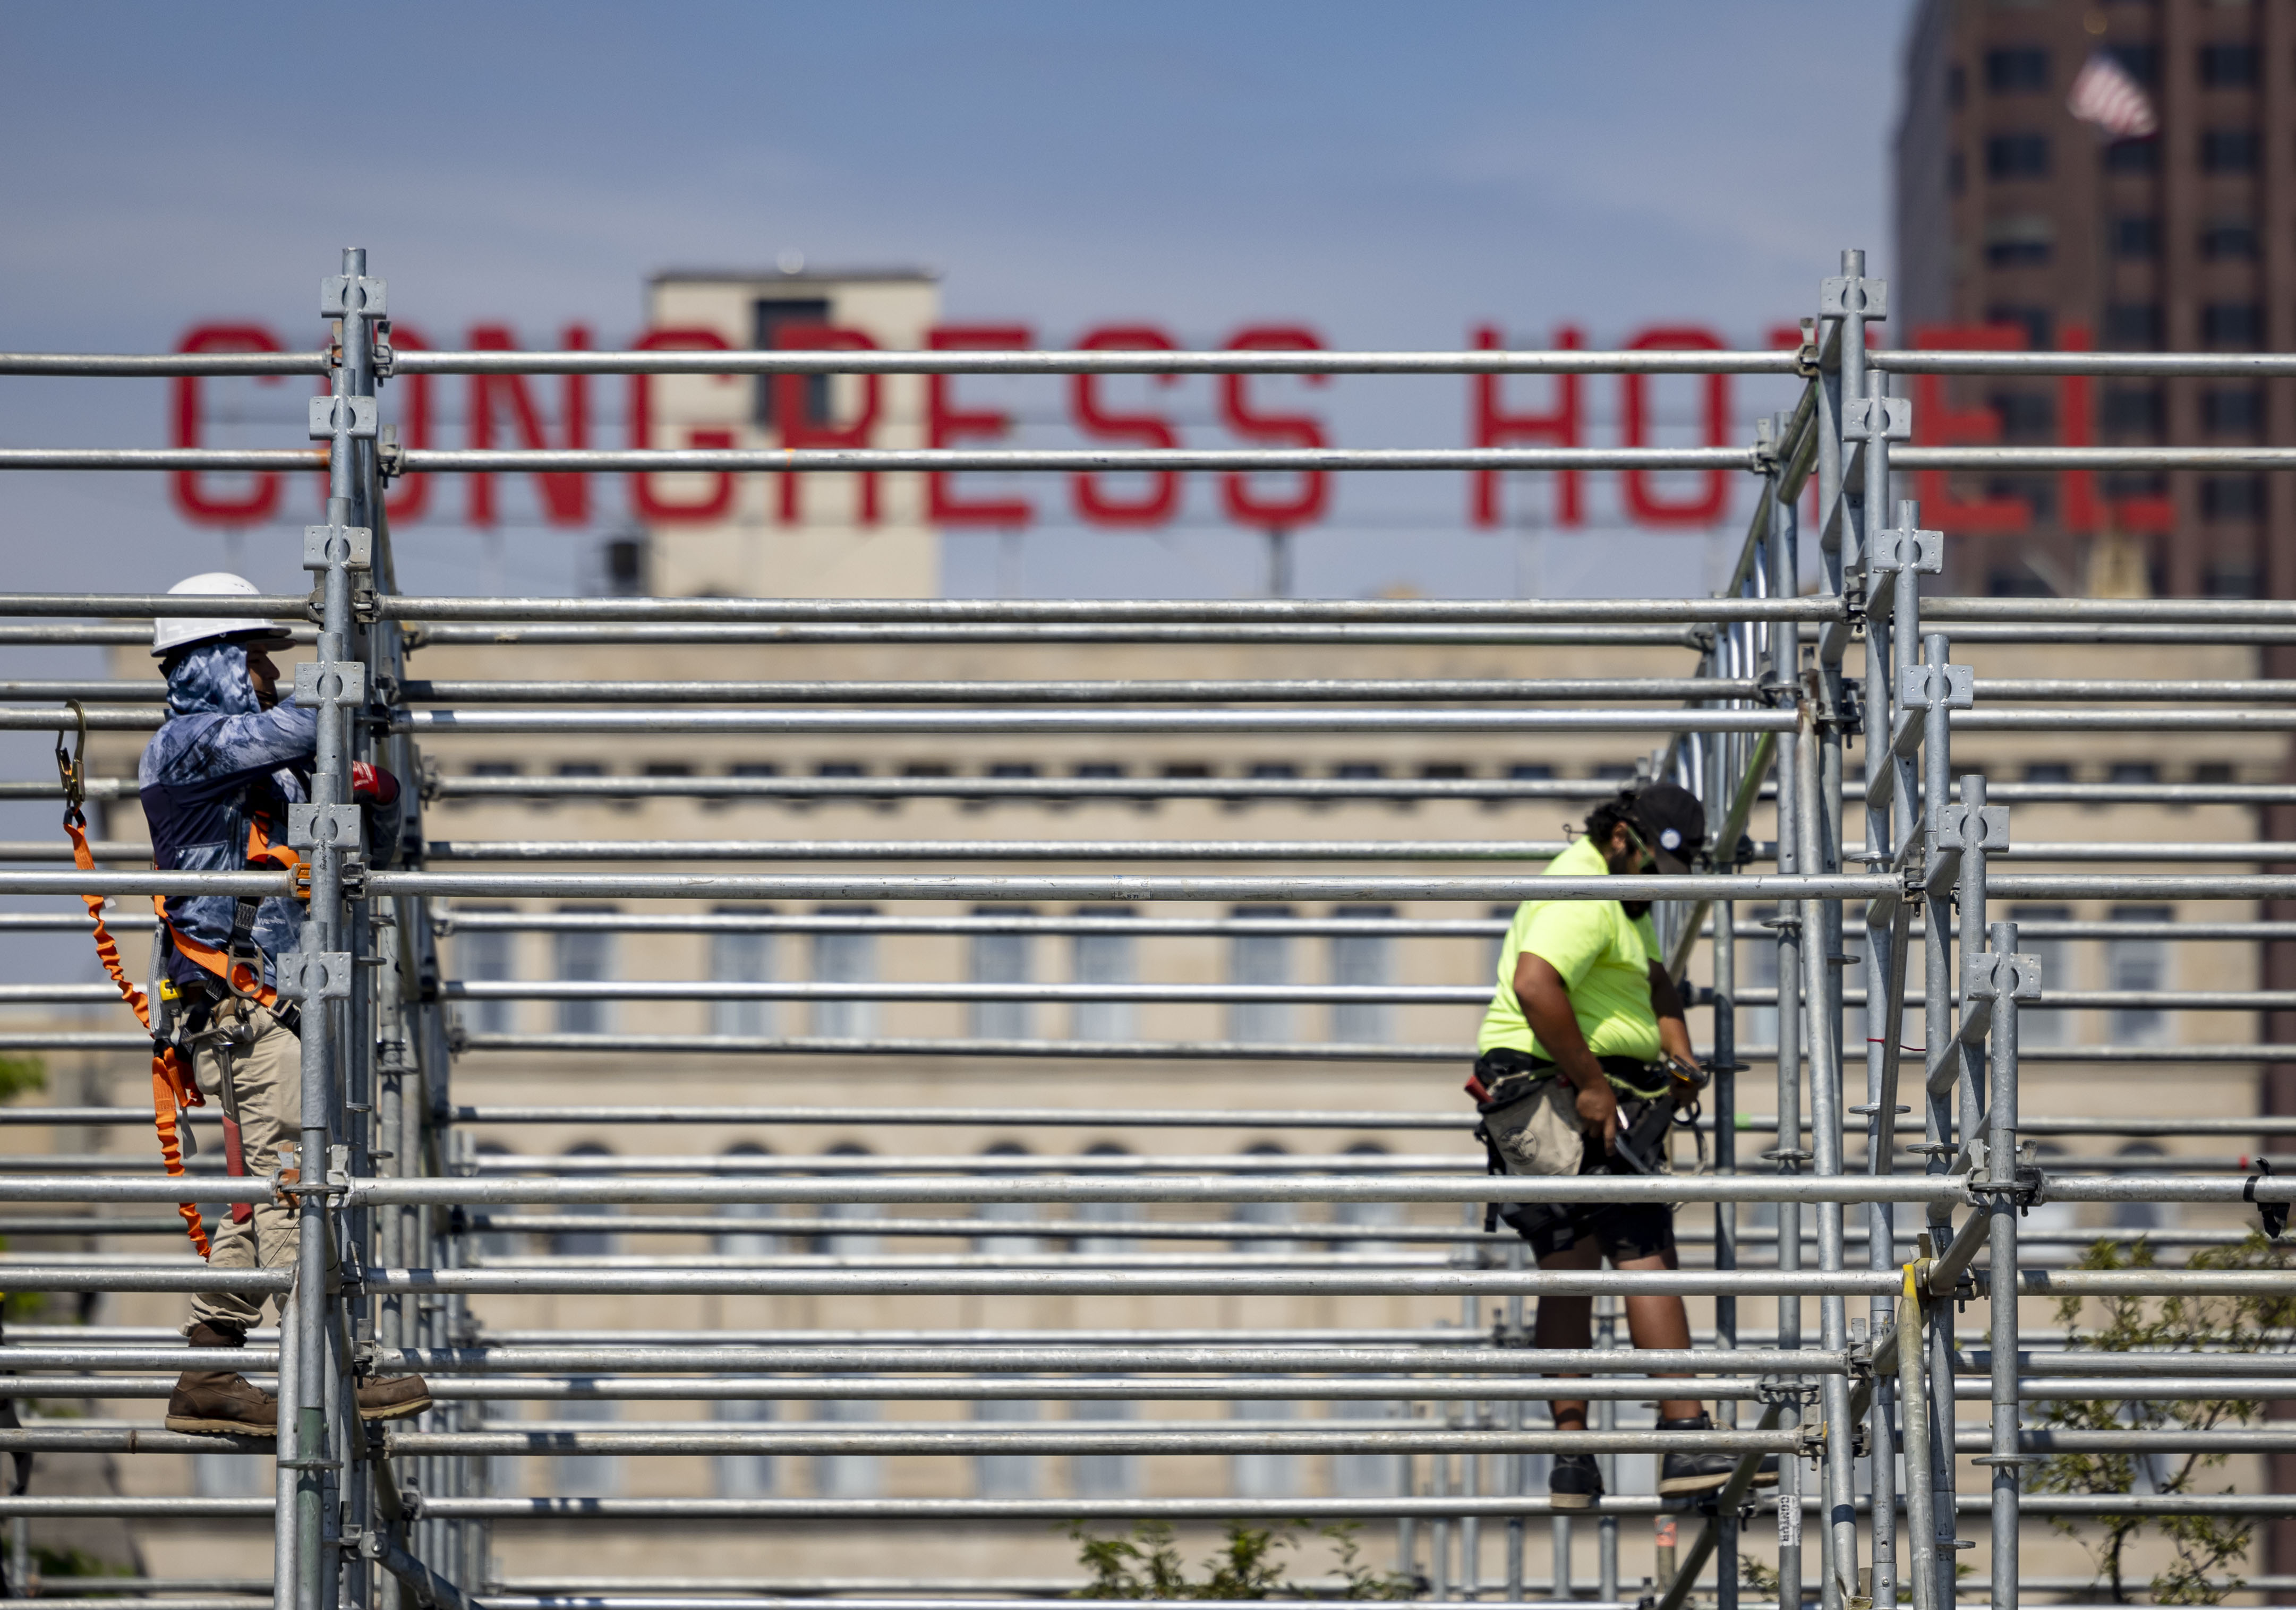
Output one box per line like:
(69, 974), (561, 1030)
(53, 699), (87, 826)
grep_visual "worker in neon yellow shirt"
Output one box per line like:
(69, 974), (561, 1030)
(1474, 781), (1776, 1509)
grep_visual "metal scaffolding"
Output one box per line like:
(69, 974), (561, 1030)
(0, 244), (2291, 1610)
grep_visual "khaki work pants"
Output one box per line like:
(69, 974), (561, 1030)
(185, 1001), (302, 1333)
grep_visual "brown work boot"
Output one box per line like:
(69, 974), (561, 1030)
(355, 1373), (433, 1423)
(165, 1320), (277, 1437)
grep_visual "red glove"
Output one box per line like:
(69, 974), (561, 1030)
(352, 762), (401, 807)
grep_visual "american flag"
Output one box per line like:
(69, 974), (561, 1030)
(2067, 51), (2157, 139)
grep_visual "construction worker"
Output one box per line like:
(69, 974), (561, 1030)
(1471, 781), (1777, 1509)
(142, 573), (429, 1437)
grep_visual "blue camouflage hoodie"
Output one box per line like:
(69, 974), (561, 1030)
(138, 640), (317, 992)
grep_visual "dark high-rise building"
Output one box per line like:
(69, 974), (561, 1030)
(1895, 0), (2296, 599)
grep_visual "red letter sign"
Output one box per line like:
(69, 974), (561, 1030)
(2056, 323), (2175, 535)
(775, 326), (882, 525)
(629, 328), (738, 522)
(928, 324), (1032, 527)
(1910, 325), (2030, 533)
(466, 324), (591, 528)
(1471, 324), (1583, 527)
(1219, 326), (1329, 528)
(172, 325), (285, 525)
(1621, 326), (1730, 526)
(1072, 326), (1181, 526)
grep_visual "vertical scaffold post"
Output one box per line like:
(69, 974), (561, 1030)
(1975, 915), (2038, 1610)
(1768, 464), (1805, 1610)
(1917, 624), (1958, 1605)
(283, 245), (382, 1610)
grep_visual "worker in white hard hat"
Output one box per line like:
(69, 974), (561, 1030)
(141, 573), (429, 1436)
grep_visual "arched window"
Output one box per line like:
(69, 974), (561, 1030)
(552, 906), (617, 1034)
(1232, 1143), (1297, 1255)
(1329, 1142), (1403, 1255)
(716, 1143), (777, 1257)
(813, 1143), (880, 1257)
(715, 1393), (776, 1497)
(710, 910), (775, 1037)
(2112, 1142), (2171, 1232)
(454, 906), (517, 1035)
(551, 1144), (617, 1257)
(975, 1142), (1041, 1254)
(1072, 1143), (1141, 1256)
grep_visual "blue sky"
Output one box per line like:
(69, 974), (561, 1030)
(0, 0), (1913, 604)
(0, 1), (1916, 980)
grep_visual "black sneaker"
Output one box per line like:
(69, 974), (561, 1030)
(1655, 1412), (1781, 1498)
(1549, 1452), (1604, 1510)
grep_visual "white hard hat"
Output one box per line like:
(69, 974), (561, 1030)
(151, 572), (294, 658)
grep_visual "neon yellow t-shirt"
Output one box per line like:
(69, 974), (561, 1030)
(1476, 835), (1662, 1069)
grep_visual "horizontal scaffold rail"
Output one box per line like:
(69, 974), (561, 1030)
(19, 342), (2296, 378)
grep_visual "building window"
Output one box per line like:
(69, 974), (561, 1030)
(752, 296), (833, 428)
(1739, 904), (1779, 1050)
(2109, 216), (2160, 259)
(2107, 905), (2170, 1044)
(717, 1144), (778, 1257)
(2011, 905), (2071, 1049)
(1071, 1143), (1140, 1255)
(1985, 234), (2053, 268)
(975, 1397), (1040, 1498)
(2198, 42), (2258, 88)
(455, 911), (516, 1035)
(2203, 304), (2264, 350)
(2201, 474), (2265, 520)
(2102, 138), (2159, 174)
(2201, 128), (2260, 172)
(2206, 564), (2260, 599)
(1331, 905), (1394, 1044)
(975, 1143), (1042, 1254)
(1948, 61), (1966, 107)
(2204, 388), (2265, 434)
(552, 911), (615, 1034)
(715, 1397), (775, 1497)
(1230, 905), (1294, 1044)
(2112, 1142), (2172, 1230)
(710, 918), (774, 1038)
(1232, 1144), (1298, 1254)
(812, 908), (877, 1038)
(1985, 47), (2051, 92)
(1329, 1395), (1404, 1498)
(2101, 387), (2164, 434)
(1330, 1143), (1404, 1254)
(2107, 762), (2159, 786)
(970, 907), (1034, 1041)
(1232, 1397), (1300, 1498)
(2107, 44), (2159, 86)
(812, 1391), (881, 1498)
(2102, 303), (2163, 350)
(1072, 907), (1137, 1042)
(553, 1397), (620, 1499)
(1985, 304), (2053, 351)
(1070, 1390), (1138, 1498)
(1948, 150), (1967, 196)
(2024, 762), (2074, 784)
(1988, 390), (2056, 442)
(552, 1145), (618, 1256)
(1985, 133), (2052, 179)
(813, 1143), (882, 1256)
(2200, 219), (2259, 260)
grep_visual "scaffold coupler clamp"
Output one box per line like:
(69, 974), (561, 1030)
(1928, 783), (2007, 898)
(2244, 1157), (2288, 1240)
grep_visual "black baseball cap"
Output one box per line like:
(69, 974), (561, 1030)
(1624, 781), (1707, 875)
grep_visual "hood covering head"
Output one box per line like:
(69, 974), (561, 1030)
(163, 640), (262, 719)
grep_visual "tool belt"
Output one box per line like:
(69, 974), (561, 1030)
(1467, 1048), (1694, 1235)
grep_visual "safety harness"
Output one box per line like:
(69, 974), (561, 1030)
(56, 708), (210, 1258)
